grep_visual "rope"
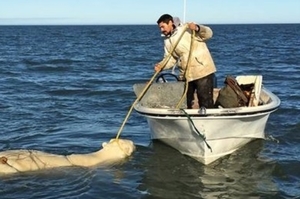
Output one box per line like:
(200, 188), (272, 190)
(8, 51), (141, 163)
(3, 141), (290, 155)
(114, 24), (213, 153)
(0, 156), (7, 164)
(175, 30), (213, 152)
(180, 109), (212, 152)
(111, 139), (132, 156)
(0, 156), (20, 172)
(176, 30), (196, 109)
(115, 24), (189, 140)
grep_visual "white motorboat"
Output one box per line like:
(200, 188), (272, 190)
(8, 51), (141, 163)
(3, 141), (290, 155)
(133, 75), (280, 165)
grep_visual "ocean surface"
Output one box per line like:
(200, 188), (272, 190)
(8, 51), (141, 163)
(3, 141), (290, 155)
(0, 24), (299, 199)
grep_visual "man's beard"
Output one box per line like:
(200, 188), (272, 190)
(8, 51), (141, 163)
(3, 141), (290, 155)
(162, 31), (170, 36)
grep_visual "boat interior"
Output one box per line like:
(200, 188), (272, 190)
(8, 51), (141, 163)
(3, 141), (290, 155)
(133, 75), (272, 109)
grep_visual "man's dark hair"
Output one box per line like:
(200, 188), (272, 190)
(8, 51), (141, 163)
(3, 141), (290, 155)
(157, 14), (173, 24)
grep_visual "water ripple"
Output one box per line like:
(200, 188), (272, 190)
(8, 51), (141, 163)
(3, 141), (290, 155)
(0, 24), (299, 198)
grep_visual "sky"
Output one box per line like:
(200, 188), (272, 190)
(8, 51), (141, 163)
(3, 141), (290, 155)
(0, 0), (299, 25)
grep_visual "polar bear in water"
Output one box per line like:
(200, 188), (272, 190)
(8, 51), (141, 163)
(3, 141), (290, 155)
(0, 138), (135, 175)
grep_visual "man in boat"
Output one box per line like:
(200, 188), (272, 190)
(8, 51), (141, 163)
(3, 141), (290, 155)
(154, 14), (216, 109)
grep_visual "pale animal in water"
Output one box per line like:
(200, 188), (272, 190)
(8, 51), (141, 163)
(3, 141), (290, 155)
(0, 139), (135, 175)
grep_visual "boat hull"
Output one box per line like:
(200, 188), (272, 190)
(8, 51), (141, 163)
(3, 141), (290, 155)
(144, 112), (270, 165)
(133, 78), (280, 165)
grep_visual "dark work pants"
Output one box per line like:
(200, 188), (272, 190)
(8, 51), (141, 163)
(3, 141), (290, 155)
(186, 73), (215, 109)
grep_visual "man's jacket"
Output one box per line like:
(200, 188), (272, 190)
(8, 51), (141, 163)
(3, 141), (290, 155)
(159, 24), (216, 82)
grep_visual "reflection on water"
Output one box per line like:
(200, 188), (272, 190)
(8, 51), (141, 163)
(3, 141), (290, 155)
(138, 140), (279, 199)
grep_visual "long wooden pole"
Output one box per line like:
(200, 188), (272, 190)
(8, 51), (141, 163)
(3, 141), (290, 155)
(115, 25), (189, 139)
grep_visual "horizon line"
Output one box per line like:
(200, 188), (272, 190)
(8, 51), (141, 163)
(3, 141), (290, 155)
(0, 22), (299, 26)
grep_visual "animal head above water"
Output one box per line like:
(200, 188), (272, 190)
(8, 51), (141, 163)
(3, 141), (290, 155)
(102, 138), (136, 157)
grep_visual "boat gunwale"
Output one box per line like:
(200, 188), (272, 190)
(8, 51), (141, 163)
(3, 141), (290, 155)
(133, 87), (280, 118)
(134, 107), (279, 118)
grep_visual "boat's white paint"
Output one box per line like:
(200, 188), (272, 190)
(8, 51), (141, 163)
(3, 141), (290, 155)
(133, 76), (280, 165)
(143, 110), (271, 164)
